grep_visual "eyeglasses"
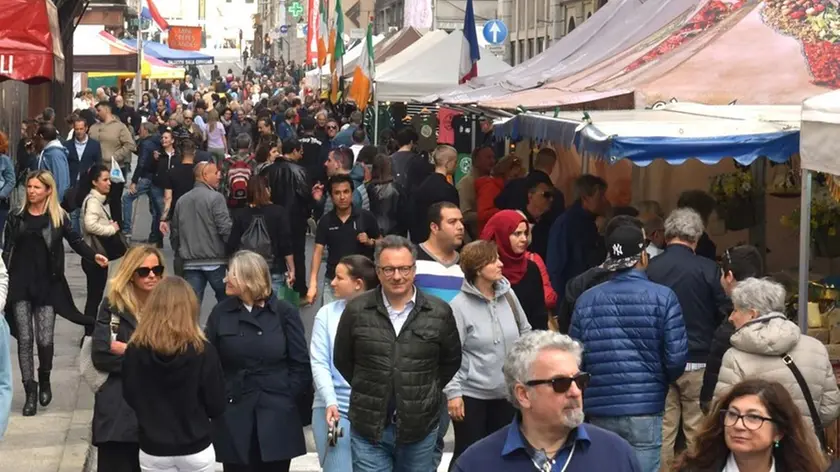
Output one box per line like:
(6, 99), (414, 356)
(378, 265), (415, 277)
(540, 191), (554, 199)
(326, 125), (338, 130)
(525, 372), (591, 393)
(135, 265), (164, 278)
(721, 409), (775, 431)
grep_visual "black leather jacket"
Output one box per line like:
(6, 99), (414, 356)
(2, 210), (98, 279)
(262, 159), (312, 221)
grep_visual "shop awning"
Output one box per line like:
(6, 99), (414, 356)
(496, 103), (801, 166)
(0, 0), (65, 84)
(88, 56), (186, 80)
(122, 38), (214, 65)
(74, 28), (139, 73)
(801, 90), (840, 175)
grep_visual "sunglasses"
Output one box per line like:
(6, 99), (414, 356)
(327, 125), (338, 130)
(525, 372), (591, 393)
(135, 265), (164, 278)
(540, 191), (554, 199)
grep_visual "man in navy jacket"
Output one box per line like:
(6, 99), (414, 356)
(453, 331), (641, 472)
(570, 223), (687, 472)
(546, 175), (610, 296)
(65, 117), (102, 187)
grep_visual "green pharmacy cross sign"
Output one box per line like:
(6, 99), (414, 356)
(289, 1), (304, 18)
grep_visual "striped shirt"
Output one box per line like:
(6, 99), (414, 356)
(414, 244), (464, 304)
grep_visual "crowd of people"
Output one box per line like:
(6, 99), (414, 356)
(0, 60), (836, 472)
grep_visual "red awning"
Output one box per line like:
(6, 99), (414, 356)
(0, 0), (65, 84)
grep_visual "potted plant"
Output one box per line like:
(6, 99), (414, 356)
(710, 169), (756, 231)
(781, 183), (840, 258)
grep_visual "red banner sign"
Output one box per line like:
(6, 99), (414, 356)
(306, 0), (318, 65)
(168, 26), (202, 51)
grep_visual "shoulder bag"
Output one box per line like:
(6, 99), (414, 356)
(781, 353), (830, 452)
(82, 196), (128, 260)
(79, 314), (121, 391)
(504, 292), (524, 334)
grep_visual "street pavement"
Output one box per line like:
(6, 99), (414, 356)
(0, 176), (454, 471)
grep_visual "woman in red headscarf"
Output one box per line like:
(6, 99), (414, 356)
(480, 210), (548, 330)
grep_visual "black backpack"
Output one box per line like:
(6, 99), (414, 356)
(239, 214), (273, 264)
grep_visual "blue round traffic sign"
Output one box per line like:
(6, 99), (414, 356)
(279, 24), (289, 34)
(303, 25), (308, 36)
(483, 20), (508, 45)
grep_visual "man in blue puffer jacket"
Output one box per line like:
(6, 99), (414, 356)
(570, 222), (687, 472)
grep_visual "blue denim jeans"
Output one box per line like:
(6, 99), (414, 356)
(588, 414), (662, 472)
(69, 207), (81, 235)
(434, 399), (450, 468)
(183, 266), (227, 305)
(312, 407), (353, 472)
(121, 178), (164, 241)
(351, 423), (438, 472)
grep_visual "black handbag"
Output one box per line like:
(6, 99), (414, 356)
(83, 196), (128, 260)
(781, 353), (830, 452)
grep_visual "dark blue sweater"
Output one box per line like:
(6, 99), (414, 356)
(453, 419), (641, 472)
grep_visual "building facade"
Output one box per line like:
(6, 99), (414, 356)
(503, 0), (607, 64)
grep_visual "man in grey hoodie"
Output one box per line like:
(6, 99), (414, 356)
(170, 162), (232, 304)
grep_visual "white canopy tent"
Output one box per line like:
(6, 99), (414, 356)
(304, 34), (386, 81)
(373, 30), (448, 81)
(797, 91), (840, 333)
(375, 31), (512, 103)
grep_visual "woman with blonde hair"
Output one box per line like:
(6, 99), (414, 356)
(123, 277), (226, 472)
(206, 250), (311, 472)
(91, 245), (164, 471)
(206, 109), (227, 165)
(3, 170), (107, 416)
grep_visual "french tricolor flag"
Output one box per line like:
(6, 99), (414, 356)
(459, 0), (480, 84)
(141, 0), (169, 31)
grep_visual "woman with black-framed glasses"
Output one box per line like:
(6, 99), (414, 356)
(675, 379), (827, 472)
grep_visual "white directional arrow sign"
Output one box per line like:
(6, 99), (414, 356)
(482, 20), (508, 45)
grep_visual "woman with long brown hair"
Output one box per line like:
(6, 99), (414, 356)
(674, 378), (828, 472)
(123, 277), (225, 472)
(91, 245), (164, 472)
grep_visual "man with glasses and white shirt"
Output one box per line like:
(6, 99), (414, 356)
(334, 235), (461, 472)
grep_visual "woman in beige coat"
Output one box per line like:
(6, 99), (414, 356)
(715, 277), (840, 440)
(80, 164), (118, 332)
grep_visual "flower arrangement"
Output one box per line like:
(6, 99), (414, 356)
(781, 184), (840, 233)
(710, 169), (754, 200)
(710, 169), (756, 231)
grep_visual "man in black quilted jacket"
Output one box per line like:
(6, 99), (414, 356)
(334, 235), (461, 472)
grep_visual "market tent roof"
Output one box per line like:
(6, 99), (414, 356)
(374, 30), (449, 80)
(0, 0), (64, 84)
(479, 0), (839, 109)
(495, 103), (801, 166)
(74, 28), (138, 72)
(376, 31), (512, 103)
(422, 0), (700, 104)
(88, 54), (186, 80)
(122, 38), (214, 65)
(801, 90), (840, 175)
(305, 34), (386, 80)
(343, 27), (424, 74)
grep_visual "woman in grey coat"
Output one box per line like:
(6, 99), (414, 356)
(444, 240), (531, 466)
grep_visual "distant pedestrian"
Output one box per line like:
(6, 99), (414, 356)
(171, 162), (232, 304)
(80, 164), (118, 333)
(123, 277), (226, 472)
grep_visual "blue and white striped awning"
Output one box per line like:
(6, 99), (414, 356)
(494, 103), (802, 166)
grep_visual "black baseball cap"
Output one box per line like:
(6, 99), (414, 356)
(603, 225), (647, 272)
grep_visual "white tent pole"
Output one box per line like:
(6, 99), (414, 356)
(798, 170), (813, 334)
(136, 1), (143, 99)
(373, 83), (378, 146)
